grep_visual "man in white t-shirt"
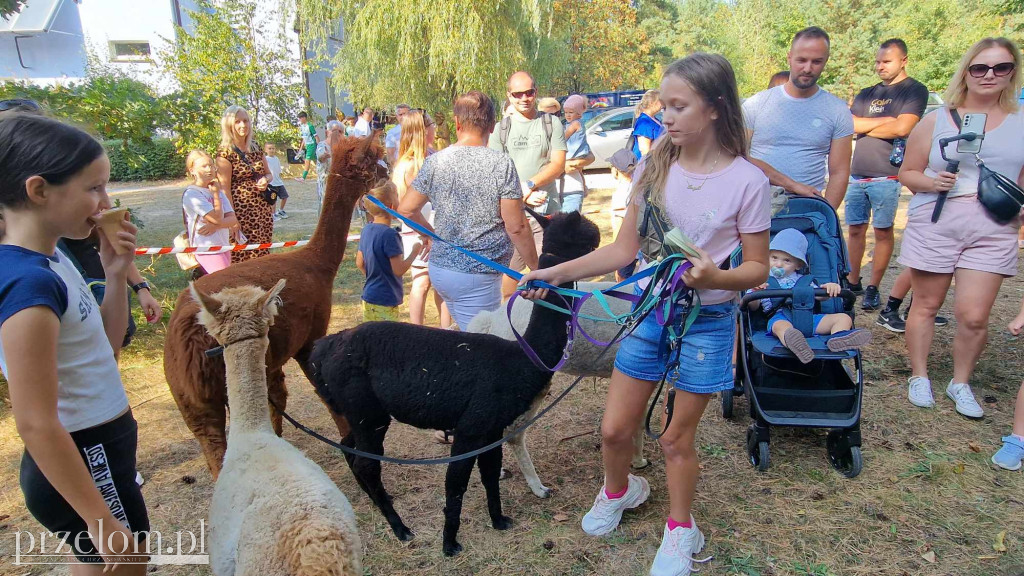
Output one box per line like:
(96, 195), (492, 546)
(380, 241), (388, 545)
(743, 26), (853, 210)
(385, 104), (410, 163)
(353, 107), (374, 137)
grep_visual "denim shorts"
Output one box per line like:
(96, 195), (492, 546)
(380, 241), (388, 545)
(844, 178), (901, 228)
(614, 301), (737, 394)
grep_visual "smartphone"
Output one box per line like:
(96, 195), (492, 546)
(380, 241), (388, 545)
(957, 112), (986, 154)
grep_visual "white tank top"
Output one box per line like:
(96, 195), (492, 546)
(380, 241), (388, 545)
(909, 108), (1024, 210)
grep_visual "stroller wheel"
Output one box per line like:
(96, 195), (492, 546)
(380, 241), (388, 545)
(746, 427), (770, 472)
(721, 388), (734, 419)
(827, 431), (863, 478)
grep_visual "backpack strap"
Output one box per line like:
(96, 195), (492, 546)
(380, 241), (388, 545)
(542, 112), (552, 141)
(499, 116), (512, 153)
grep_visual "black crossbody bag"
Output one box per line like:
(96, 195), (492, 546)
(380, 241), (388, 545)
(233, 145), (277, 205)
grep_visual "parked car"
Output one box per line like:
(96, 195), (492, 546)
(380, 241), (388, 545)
(583, 107), (662, 170)
(925, 91), (944, 115)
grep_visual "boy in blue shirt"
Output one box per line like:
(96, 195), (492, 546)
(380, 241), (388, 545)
(356, 181), (422, 321)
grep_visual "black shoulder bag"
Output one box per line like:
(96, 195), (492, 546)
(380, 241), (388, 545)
(233, 145), (277, 205)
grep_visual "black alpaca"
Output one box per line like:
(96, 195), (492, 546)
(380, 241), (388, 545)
(310, 211), (600, 556)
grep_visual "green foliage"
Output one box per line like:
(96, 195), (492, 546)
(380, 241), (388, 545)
(297, 0), (555, 117)
(0, 71), (163, 142)
(159, 0), (303, 154)
(105, 139), (184, 182)
(0, 0), (24, 18)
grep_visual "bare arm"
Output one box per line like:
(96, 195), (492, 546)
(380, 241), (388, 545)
(864, 114), (922, 139)
(898, 113), (943, 193)
(215, 157), (234, 204)
(500, 198), (539, 270)
(852, 115), (890, 134)
(745, 130), (820, 197)
(528, 149), (567, 189)
(564, 120), (580, 139)
(637, 136), (652, 158)
(3, 310), (129, 535)
(683, 230), (770, 292)
(823, 135), (853, 210)
(566, 152), (595, 172)
(397, 184), (433, 233)
(390, 243), (422, 277)
(355, 249), (366, 275)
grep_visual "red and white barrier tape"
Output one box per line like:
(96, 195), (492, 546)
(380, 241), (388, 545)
(133, 235), (360, 256)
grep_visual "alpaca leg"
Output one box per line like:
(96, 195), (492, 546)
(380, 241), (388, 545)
(349, 420), (413, 542)
(170, 389), (228, 479)
(266, 369), (288, 437)
(477, 444), (512, 530)
(442, 438), (479, 557)
(632, 424), (649, 469)
(506, 431), (551, 498)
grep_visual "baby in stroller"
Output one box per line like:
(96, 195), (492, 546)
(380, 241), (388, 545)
(747, 228), (872, 364)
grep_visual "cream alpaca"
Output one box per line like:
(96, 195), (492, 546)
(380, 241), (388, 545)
(193, 279), (362, 576)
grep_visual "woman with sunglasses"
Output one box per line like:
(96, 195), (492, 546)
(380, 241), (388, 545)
(897, 37), (1024, 418)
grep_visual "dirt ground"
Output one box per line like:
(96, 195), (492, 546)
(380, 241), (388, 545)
(0, 176), (1022, 576)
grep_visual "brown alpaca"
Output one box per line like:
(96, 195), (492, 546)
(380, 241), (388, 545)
(164, 136), (383, 479)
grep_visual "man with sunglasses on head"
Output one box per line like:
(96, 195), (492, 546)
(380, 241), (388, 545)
(846, 38), (929, 314)
(489, 70), (567, 297)
(385, 104), (412, 164)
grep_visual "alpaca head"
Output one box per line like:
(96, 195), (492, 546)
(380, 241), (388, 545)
(191, 279), (287, 346)
(323, 136), (386, 203)
(533, 210), (601, 269)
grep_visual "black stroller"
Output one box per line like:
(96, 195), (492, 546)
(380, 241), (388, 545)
(724, 195), (865, 478)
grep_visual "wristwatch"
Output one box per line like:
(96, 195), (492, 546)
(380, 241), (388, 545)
(130, 281), (150, 294)
(526, 179), (536, 190)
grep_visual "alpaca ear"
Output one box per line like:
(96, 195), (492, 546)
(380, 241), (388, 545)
(524, 205), (549, 229)
(190, 283), (221, 315)
(260, 278), (287, 319)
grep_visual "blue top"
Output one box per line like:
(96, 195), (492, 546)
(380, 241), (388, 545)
(0, 245), (67, 324)
(358, 223), (404, 307)
(565, 118), (591, 159)
(631, 113), (663, 160)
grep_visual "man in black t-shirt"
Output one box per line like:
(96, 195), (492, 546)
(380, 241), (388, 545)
(846, 38), (928, 313)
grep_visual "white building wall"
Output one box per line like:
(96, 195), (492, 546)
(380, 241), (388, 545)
(0, 0), (87, 83)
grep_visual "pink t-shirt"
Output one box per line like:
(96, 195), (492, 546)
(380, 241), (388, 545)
(632, 156), (771, 305)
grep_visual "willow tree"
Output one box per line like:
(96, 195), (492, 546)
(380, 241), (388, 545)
(296, 0), (554, 119)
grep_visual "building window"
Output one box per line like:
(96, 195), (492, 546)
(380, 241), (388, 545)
(110, 41), (152, 62)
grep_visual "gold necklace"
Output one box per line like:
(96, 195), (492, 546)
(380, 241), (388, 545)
(684, 147), (723, 191)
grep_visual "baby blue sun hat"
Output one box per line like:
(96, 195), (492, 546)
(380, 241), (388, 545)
(769, 228), (808, 265)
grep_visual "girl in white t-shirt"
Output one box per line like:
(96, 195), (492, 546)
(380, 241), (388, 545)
(522, 53), (770, 576)
(183, 150), (241, 276)
(0, 114), (149, 572)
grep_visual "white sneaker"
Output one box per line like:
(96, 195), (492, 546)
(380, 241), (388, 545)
(908, 376), (935, 408)
(581, 474), (650, 536)
(946, 381), (984, 418)
(649, 518), (712, 576)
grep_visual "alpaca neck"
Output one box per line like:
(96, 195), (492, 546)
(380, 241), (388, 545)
(222, 337), (275, 436)
(305, 176), (362, 271)
(522, 293), (574, 370)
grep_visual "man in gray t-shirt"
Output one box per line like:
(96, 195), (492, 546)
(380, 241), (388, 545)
(489, 70), (567, 295)
(743, 26), (853, 209)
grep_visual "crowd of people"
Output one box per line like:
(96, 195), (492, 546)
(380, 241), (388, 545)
(0, 25), (1022, 576)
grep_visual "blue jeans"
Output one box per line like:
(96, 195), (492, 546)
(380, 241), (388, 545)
(845, 178), (901, 228)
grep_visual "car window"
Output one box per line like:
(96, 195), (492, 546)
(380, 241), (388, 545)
(927, 92), (943, 106)
(599, 111), (635, 132)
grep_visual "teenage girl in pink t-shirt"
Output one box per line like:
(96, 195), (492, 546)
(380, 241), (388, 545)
(521, 53), (770, 575)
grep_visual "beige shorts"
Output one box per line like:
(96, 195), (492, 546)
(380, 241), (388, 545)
(897, 196), (1019, 276)
(508, 216), (545, 272)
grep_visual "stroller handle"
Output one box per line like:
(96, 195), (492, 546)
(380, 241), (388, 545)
(741, 288), (856, 308)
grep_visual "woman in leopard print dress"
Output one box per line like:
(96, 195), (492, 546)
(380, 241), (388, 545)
(215, 105), (274, 264)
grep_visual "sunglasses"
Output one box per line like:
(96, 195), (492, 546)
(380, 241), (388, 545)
(968, 62), (1015, 78)
(510, 88), (537, 99)
(0, 98), (41, 112)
